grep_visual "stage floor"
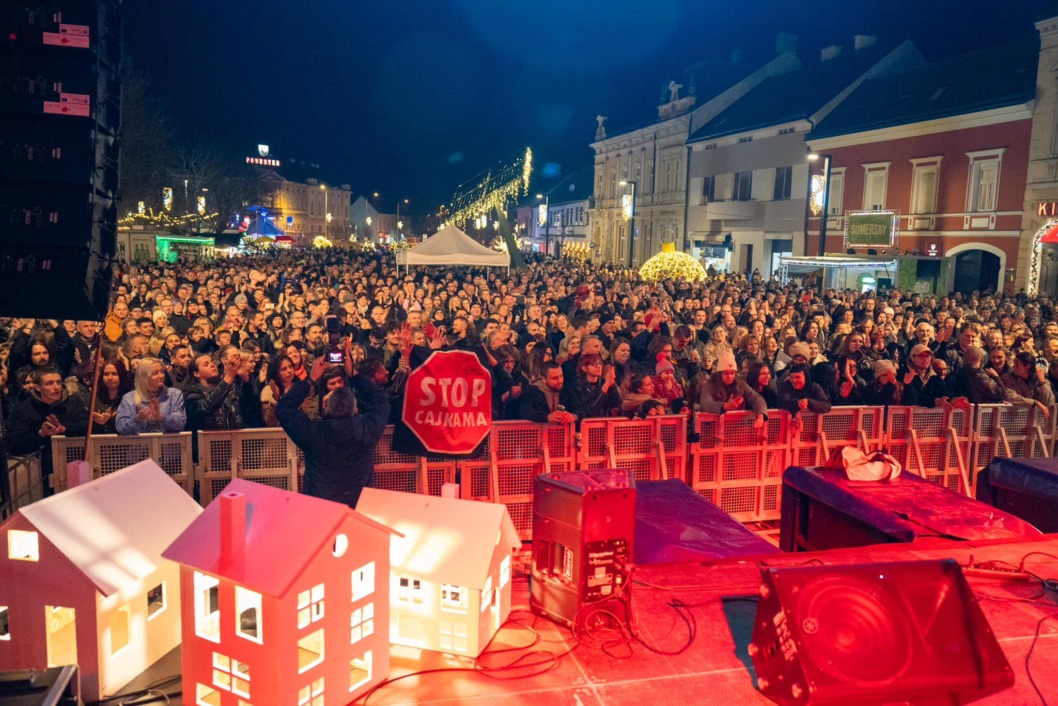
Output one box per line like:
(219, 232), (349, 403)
(107, 536), (1058, 705)
(367, 536), (1058, 706)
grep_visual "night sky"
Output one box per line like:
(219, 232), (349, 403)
(124, 0), (1056, 217)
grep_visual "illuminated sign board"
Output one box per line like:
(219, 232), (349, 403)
(844, 210), (899, 248)
(246, 157), (281, 167)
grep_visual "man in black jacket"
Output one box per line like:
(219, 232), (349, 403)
(6, 366), (89, 495)
(276, 374), (389, 508)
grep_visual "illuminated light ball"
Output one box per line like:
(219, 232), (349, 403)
(638, 242), (707, 283)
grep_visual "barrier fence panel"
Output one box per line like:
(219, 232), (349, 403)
(577, 415), (686, 483)
(51, 434), (194, 496)
(690, 411), (790, 522)
(480, 421), (575, 540)
(886, 406), (974, 495)
(789, 406), (885, 469)
(972, 404), (1053, 489)
(372, 426), (457, 496)
(7, 453), (43, 513)
(197, 429), (298, 505)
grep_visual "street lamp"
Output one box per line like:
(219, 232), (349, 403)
(320, 184), (332, 239)
(536, 193), (550, 257)
(620, 180), (637, 267)
(808, 154), (832, 257)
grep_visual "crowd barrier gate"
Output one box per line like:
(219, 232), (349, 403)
(5, 452), (43, 515)
(40, 402), (1056, 540)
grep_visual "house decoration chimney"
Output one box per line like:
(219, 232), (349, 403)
(220, 491), (247, 566)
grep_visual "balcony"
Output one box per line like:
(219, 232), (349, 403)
(700, 199), (764, 221)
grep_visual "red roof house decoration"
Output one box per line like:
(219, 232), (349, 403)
(356, 488), (521, 657)
(0, 460), (203, 702)
(163, 479), (397, 706)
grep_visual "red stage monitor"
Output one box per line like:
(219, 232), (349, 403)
(749, 559), (1013, 705)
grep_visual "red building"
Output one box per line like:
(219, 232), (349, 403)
(807, 37), (1038, 294)
(164, 480), (396, 706)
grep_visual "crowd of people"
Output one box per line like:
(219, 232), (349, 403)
(3, 249), (1057, 499)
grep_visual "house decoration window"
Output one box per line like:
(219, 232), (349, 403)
(147, 583), (166, 620)
(236, 586), (263, 643)
(500, 556), (511, 589)
(397, 577), (423, 605)
(298, 584), (325, 629)
(212, 652), (251, 700)
(350, 603), (375, 644)
(109, 603), (131, 655)
(298, 629), (325, 674)
(481, 576), (493, 614)
(7, 530), (39, 562)
(352, 562), (375, 602)
(1, 606), (9, 640)
(195, 683), (221, 706)
(349, 651), (373, 692)
(297, 677), (324, 706)
(440, 584), (468, 614)
(194, 572), (221, 643)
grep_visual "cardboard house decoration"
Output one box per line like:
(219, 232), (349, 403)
(356, 488), (521, 657)
(0, 460), (202, 702)
(163, 479), (397, 706)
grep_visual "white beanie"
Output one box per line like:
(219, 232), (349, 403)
(717, 351), (737, 373)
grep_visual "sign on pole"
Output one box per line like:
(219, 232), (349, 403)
(399, 350), (492, 457)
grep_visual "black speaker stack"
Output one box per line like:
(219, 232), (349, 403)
(0, 2), (122, 320)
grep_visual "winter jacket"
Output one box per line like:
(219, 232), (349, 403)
(276, 376), (389, 508)
(116, 387), (187, 435)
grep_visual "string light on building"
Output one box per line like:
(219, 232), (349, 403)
(638, 242), (707, 283)
(197, 195), (206, 215)
(162, 187), (173, 211)
(312, 236), (333, 249)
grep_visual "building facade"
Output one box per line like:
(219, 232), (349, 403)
(808, 37), (1038, 294)
(589, 42), (801, 267)
(1020, 13), (1058, 297)
(686, 38), (925, 276)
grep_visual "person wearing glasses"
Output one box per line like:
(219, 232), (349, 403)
(561, 353), (621, 420)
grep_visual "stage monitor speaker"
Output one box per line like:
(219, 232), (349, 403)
(0, 1), (121, 321)
(749, 559), (1013, 705)
(530, 469), (636, 628)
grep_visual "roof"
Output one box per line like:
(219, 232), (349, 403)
(18, 460), (202, 597)
(810, 36), (1039, 139)
(600, 50), (771, 137)
(163, 479), (397, 598)
(395, 224), (510, 267)
(356, 488), (521, 590)
(690, 42), (911, 141)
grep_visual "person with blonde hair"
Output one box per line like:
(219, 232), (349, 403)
(116, 357), (186, 434)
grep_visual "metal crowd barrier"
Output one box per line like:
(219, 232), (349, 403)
(6, 452), (43, 514)
(37, 402), (1055, 540)
(51, 432), (194, 495)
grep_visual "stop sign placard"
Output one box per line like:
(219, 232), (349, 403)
(402, 350), (493, 455)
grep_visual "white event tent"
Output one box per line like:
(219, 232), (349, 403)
(396, 224), (510, 273)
